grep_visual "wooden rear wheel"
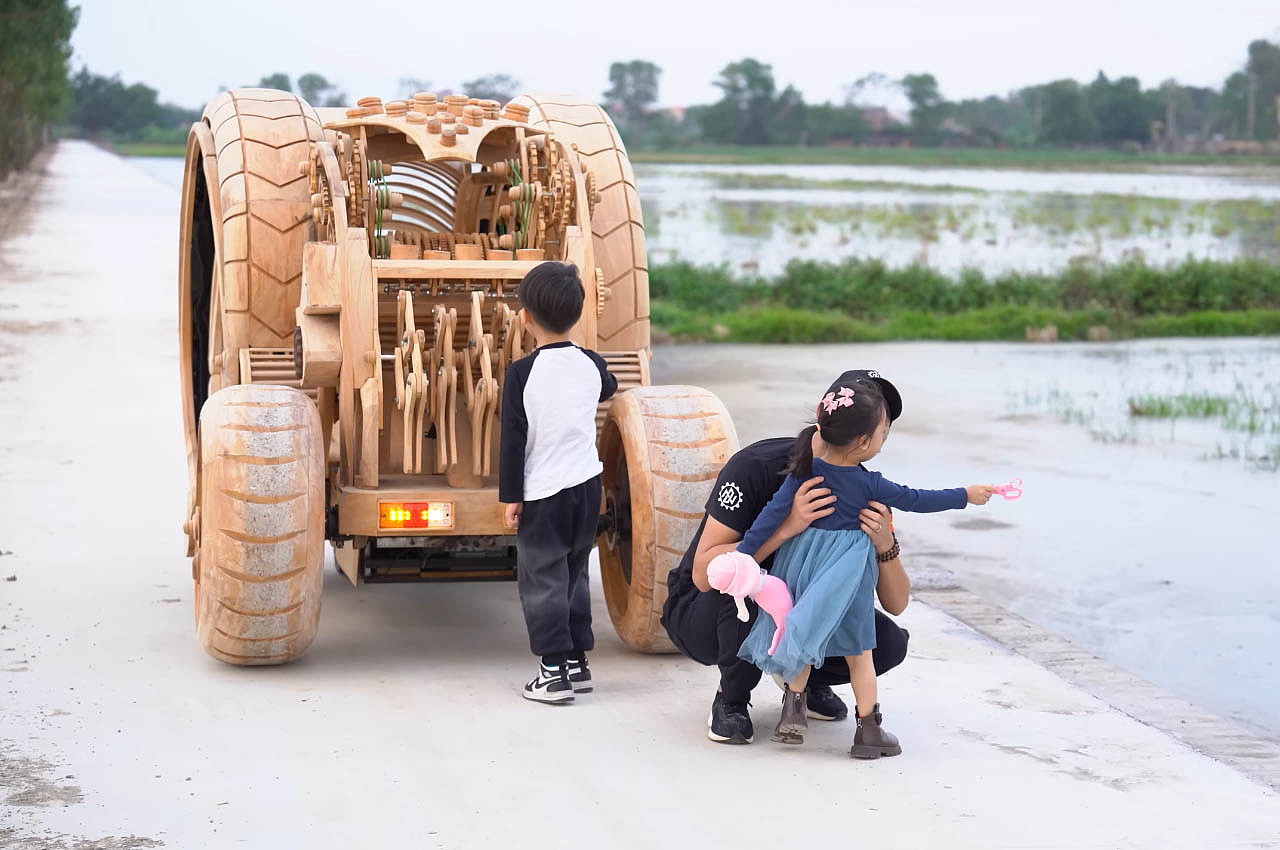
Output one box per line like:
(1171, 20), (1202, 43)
(598, 386), (738, 652)
(195, 384), (325, 665)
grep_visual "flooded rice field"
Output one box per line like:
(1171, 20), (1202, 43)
(637, 162), (1280, 276)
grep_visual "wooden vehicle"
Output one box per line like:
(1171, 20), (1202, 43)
(177, 88), (738, 664)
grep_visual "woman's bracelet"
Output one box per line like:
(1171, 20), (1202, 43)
(876, 534), (900, 563)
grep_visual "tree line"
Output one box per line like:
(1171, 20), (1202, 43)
(0, 0), (77, 178)
(4, 0), (1276, 166)
(605, 39), (1280, 150)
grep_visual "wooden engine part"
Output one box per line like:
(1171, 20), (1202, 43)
(394, 291), (430, 473)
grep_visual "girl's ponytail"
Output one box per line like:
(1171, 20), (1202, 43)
(789, 424), (818, 479)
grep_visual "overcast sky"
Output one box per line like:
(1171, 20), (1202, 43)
(71, 0), (1279, 113)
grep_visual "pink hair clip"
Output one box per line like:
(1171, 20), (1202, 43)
(991, 478), (1023, 500)
(820, 392), (838, 413)
(837, 387), (855, 398)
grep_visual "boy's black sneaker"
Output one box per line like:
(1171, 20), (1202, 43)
(806, 684), (849, 721)
(707, 691), (753, 744)
(523, 662), (574, 704)
(565, 656), (593, 693)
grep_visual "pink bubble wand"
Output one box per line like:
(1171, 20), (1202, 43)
(991, 478), (1023, 500)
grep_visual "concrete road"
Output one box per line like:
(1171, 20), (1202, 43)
(1, 143), (1278, 849)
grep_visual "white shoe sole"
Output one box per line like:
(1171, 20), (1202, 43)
(706, 710), (753, 744)
(523, 688), (574, 704)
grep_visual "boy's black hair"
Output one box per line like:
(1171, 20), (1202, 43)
(789, 379), (887, 479)
(518, 262), (584, 334)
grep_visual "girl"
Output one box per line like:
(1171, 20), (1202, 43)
(712, 379), (992, 757)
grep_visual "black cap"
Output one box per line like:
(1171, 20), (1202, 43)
(826, 370), (902, 422)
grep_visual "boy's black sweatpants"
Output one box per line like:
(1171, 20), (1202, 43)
(516, 476), (602, 658)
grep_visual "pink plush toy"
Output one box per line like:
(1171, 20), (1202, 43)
(706, 551), (793, 655)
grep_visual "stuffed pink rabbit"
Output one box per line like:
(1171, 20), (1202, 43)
(706, 551), (793, 655)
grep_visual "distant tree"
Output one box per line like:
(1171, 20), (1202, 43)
(603, 60), (661, 122)
(296, 73), (346, 107)
(0, 0), (78, 176)
(951, 94), (1028, 146)
(801, 102), (867, 145)
(256, 73), (292, 92)
(1035, 79), (1096, 144)
(67, 69), (160, 136)
(702, 58), (777, 144)
(1244, 39), (1280, 139)
(1220, 70), (1250, 138)
(845, 72), (895, 107)
(901, 73), (946, 143)
(1086, 72), (1151, 144)
(462, 73), (521, 104)
(64, 68), (198, 142)
(772, 84), (807, 144)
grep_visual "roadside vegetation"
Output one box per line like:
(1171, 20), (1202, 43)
(649, 258), (1280, 342)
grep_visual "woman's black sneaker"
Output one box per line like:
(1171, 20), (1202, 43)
(565, 656), (593, 693)
(806, 684), (849, 721)
(523, 661), (574, 704)
(707, 691), (753, 744)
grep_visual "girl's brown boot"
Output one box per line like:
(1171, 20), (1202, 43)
(850, 703), (902, 759)
(771, 686), (808, 745)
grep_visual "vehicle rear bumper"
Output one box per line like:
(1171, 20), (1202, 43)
(335, 477), (509, 537)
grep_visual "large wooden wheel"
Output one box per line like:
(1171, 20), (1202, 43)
(195, 384), (325, 665)
(508, 94), (650, 351)
(598, 387), (738, 652)
(179, 87), (324, 555)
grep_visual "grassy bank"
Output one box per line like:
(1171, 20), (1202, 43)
(113, 142), (186, 157)
(631, 145), (1280, 170)
(650, 258), (1280, 342)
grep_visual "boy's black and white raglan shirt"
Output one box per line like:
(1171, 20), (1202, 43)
(499, 342), (618, 504)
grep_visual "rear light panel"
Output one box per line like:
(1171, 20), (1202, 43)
(378, 501), (454, 530)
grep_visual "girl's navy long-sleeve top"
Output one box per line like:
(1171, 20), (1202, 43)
(738, 456), (967, 556)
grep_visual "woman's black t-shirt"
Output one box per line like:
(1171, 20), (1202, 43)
(664, 437), (794, 601)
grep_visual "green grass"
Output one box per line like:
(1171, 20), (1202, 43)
(113, 142), (186, 157)
(1126, 391), (1279, 443)
(1128, 393), (1234, 418)
(650, 258), (1280, 343)
(631, 145), (1280, 170)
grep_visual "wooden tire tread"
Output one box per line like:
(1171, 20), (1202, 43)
(202, 89), (325, 349)
(601, 386), (738, 652)
(196, 384), (324, 665)
(509, 94), (649, 351)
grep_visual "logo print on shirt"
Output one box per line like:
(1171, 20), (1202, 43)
(717, 481), (744, 512)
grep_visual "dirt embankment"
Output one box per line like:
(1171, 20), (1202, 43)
(0, 144), (55, 244)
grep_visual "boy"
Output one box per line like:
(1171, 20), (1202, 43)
(499, 262), (618, 704)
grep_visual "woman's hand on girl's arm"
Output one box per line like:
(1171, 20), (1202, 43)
(859, 500), (894, 551)
(751, 476), (836, 564)
(780, 476), (835, 538)
(862, 501), (910, 615)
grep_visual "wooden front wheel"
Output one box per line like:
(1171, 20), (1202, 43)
(598, 386), (739, 652)
(194, 384), (325, 665)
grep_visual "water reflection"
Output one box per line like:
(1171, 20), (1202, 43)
(637, 165), (1280, 276)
